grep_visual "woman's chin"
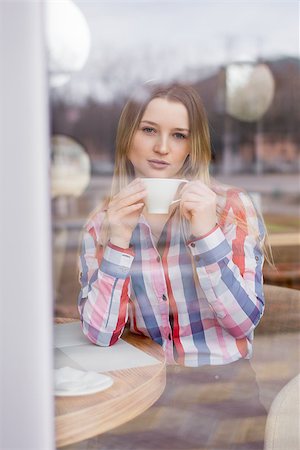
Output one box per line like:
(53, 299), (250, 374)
(142, 169), (175, 179)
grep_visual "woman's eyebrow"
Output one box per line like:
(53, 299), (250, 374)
(140, 120), (189, 132)
(140, 120), (158, 126)
(174, 127), (190, 132)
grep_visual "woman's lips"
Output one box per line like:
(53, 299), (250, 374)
(147, 160), (170, 170)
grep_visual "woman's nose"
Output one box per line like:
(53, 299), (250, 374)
(154, 135), (169, 154)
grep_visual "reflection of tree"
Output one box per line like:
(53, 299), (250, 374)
(51, 57), (300, 173)
(52, 44), (204, 104)
(51, 98), (122, 163)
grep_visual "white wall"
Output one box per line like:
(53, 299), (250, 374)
(0, 1), (54, 449)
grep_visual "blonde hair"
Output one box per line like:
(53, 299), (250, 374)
(95, 81), (273, 265)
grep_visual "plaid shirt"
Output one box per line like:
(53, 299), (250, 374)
(78, 187), (265, 366)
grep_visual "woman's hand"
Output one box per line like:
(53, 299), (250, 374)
(179, 180), (217, 237)
(106, 178), (146, 248)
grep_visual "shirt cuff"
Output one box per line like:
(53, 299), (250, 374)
(100, 243), (135, 279)
(188, 225), (231, 267)
(187, 224), (219, 244)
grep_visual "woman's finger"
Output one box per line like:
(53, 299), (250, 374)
(180, 200), (203, 213)
(180, 180), (212, 196)
(112, 202), (145, 220)
(182, 185), (213, 196)
(122, 202), (144, 213)
(181, 192), (208, 203)
(113, 189), (147, 212)
(111, 179), (145, 205)
(181, 188), (216, 203)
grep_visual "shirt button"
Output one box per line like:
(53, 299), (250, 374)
(156, 256), (160, 262)
(162, 294), (167, 301)
(190, 242), (195, 248)
(255, 256), (259, 261)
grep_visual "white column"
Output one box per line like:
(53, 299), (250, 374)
(0, 1), (54, 449)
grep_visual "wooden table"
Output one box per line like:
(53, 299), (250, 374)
(55, 320), (166, 448)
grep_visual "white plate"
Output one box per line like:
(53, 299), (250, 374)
(54, 366), (114, 397)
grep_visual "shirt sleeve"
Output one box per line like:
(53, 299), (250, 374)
(78, 223), (135, 347)
(187, 190), (266, 339)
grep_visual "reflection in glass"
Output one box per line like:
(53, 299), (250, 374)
(51, 134), (91, 199)
(45, 0), (91, 87)
(226, 63), (275, 122)
(51, 135), (91, 309)
(50, 2), (300, 449)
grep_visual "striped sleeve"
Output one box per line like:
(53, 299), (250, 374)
(188, 190), (265, 339)
(78, 224), (135, 347)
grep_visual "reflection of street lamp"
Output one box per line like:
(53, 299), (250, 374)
(226, 63), (275, 122)
(51, 135), (91, 215)
(224, 62), (275, 174)
(51, 135), (91, 296)
(45, 0), (91, 87)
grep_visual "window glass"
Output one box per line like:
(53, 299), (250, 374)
(51, 2), (300, 449)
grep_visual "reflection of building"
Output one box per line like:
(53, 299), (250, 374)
(221, 134), (300, 174)
(241, 135), (299, 172)
(52, 57), (300, 175)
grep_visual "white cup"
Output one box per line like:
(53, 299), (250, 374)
(142, 178), (188, 214)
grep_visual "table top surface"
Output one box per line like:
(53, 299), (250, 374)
(55, 319), (166, 448)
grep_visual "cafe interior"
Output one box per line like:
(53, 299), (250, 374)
(1, 1), (299, 450)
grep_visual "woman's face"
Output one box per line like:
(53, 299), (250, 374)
(128, 98), (190, 178)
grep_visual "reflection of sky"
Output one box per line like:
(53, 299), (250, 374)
(61, 0), (299, 102)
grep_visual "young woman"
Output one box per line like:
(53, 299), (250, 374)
(77, 83), (268, 449)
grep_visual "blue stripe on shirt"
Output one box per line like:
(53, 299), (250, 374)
(100, 258), (129, 279)
(88, 269), (98, 293)
(130, 225), (163, 346)
(195, 239), (231, 267)
(179, 233), (211, 365)
(219, 257), (261, 325)
(79, 237), (89, 294)
(254, 245), (265, 307)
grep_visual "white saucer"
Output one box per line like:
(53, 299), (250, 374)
(54, 366), (114, 397)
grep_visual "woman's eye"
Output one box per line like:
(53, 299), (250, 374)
(142, 127), (156, 134)
(174, 133), (187, 139)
